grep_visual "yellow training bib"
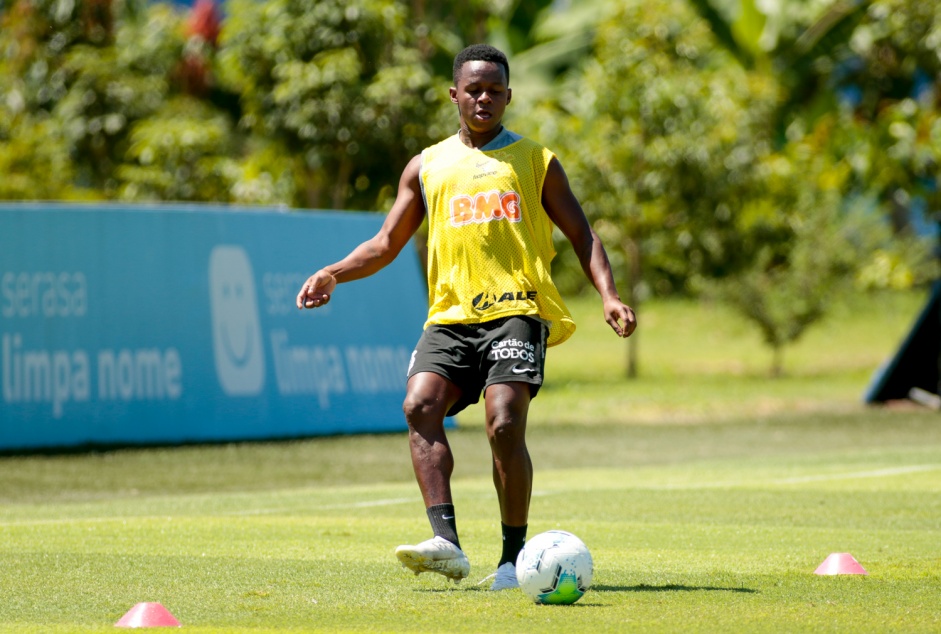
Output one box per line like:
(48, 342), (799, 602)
(419, 130), (575, 347)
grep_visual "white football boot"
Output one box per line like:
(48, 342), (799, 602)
(395, 536), (470, 583)
(480, 562), (519, 591)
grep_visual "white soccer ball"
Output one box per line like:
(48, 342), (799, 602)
(515, 530), (593, 604)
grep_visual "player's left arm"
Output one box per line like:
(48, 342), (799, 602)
(542, 157), (637, 338)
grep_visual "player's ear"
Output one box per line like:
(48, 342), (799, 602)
(449, 86), (458, 104)
(506, 87), (512, 105)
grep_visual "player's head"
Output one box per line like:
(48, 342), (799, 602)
(451, 44), (512, 137)
(453, 44), (509, 86)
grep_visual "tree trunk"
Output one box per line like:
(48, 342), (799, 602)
(332, 155), (354, 210)
(770, 344), (784, 378)
(303, 165), (323, 210)
(623, 236), (642, 379)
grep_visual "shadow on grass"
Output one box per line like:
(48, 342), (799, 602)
(417, 583), (759, 596)
(418, 585), (489, 593)
(594, 583), (758, 594)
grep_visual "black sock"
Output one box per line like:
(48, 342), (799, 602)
(499, 522), (527, 566)
(427, 503), (460, 549)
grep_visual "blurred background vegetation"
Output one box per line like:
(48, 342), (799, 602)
(1, 0), (939, 376)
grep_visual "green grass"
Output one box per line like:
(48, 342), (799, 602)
(1, 291), (939, 632)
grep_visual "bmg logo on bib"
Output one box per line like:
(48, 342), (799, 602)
(208, 245), (265, 396)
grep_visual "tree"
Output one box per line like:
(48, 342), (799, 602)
(690, 0), (941, 245)
(112, 1), (259, 204)
(707, 127), (860, 376)
(217, 0), (453, 211)
(685, 0), (941, 375)
(831, 0), (941, 241)
(0, 112), (76, 200)
(0, 0), (251, 202)
(0, 0), (117, 199)
(518, 0), (776, 376)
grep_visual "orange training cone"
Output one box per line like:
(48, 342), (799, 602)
(115, 602), (182, 628)
(814, 553), (868, 575)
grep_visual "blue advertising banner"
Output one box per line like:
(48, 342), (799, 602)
(0, 203), (432, 451)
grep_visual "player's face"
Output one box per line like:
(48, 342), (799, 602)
(450, 61), (511, 138)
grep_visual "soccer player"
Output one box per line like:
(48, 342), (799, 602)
(296, 44), (636, 590)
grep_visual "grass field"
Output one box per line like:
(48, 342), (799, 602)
(1, 291), (939, 632)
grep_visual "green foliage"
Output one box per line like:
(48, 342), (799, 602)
(692, 120), (876, 375)
(55, 43), (171, 188)
(0, 0), (209, 197)
(508, 0), (941, 377)
(532, 0), (778, 299)
(117, 97), (238, 201)
(226, 138), (302, 206)
(837, 0), (941, 116)
(741, 0), (941, 233)
(0, 112), (76, 199)
(218, 0), (452, 210)
(0, 0), (102, 199)
(708, 188), (856, 376)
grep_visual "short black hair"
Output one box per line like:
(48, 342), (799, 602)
(453, 44), (509, 85)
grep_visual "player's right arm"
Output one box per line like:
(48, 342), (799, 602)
(296, 154), (426, 309)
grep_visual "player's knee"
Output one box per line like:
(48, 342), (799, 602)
(488, 414), (526, 448)
(402, 392), (447, 426)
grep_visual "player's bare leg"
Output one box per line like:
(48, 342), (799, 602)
(395, 372), (469, 582)
(402, 372), (462, 506)
(485, 381), (533, 524)
(482, 381), (532, 590)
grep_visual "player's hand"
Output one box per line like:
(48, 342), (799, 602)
(603, 298), (636, 338)
(296, 270), (337, 309)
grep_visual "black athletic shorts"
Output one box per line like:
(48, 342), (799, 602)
(406, 315), (548, 416)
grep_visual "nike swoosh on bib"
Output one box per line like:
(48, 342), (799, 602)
(511, 365), (536, 374)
